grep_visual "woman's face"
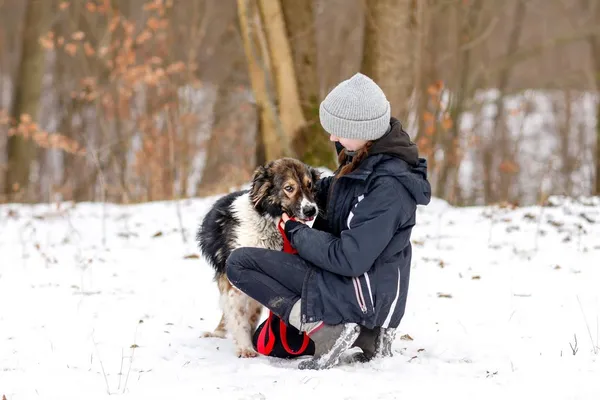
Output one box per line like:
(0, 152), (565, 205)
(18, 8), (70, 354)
(329, 134), (368, 151)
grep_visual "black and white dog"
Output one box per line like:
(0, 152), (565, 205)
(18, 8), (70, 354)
(196, 158), (321, 357)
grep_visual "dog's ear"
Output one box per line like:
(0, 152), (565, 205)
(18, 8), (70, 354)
(250, 164), (272, 208)
(310, 167), (322, 184)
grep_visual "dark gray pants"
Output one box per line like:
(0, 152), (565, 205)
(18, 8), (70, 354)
(226, 247), (310, 323)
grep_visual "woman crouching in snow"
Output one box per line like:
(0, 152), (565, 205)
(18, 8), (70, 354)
(226, 72), (432, 370)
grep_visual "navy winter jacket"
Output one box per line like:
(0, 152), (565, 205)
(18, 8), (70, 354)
(284, 118), (431, 330)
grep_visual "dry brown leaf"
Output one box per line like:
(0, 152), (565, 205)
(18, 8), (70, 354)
(64, 43), (77, 56)
(84, 42), (95, 56)
(71, 31), (85, 40)
(441, 115), (453, 130)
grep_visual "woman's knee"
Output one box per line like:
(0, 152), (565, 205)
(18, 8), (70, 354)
(225, 247), (255, 284)
(225, 248), (243, 283)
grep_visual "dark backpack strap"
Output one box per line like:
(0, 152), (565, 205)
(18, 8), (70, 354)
(279, 319), (310, 355)
(256, 311), (275, 355)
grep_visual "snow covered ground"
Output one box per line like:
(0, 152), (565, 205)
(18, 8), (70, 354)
(1, 193), (599, 400)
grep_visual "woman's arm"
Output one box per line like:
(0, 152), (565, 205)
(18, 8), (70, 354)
(284, 176), (413, 277)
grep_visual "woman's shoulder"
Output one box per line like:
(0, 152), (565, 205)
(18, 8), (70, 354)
(365, 153), (413, 177)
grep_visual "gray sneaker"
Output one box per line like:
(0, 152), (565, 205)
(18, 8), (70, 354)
(297, 322), (361, 370)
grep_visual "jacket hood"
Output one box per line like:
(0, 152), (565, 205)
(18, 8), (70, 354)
(368, 117), (419, 167)
(397, 157), (431, 206)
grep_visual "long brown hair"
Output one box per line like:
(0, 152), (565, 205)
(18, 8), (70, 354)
(335, 141), (374, 178)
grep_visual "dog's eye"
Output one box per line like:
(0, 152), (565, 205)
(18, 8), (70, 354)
(284, 185), (294, 193)
(307, 181), (312, 189)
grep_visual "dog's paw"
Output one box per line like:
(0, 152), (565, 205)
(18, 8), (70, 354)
(200, 330), (227, 339)
(236, 347), (258, 358)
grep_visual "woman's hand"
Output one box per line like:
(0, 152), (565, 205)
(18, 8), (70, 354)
(281, 213), (306, 224)
(280, 213), (305, 230)
(279, 212), (289, 230)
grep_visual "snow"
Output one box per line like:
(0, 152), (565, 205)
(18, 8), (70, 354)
(1, 193), (599, 400)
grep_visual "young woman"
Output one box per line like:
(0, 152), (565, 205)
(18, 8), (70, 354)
(226, 73), (431, 370)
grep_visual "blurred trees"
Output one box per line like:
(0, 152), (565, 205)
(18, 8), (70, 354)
(5, 0), (48, 202)
(361, 0), (416, 123)
(0, 0), (599, 205)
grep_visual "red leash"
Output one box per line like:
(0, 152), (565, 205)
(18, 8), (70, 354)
(277, 216), (298, 255)
(256, 216), (310, 356)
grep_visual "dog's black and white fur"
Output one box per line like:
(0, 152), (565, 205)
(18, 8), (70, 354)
(197, 158), (320, 357)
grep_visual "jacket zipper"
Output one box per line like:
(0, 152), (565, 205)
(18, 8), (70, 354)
(352, 276), (368, 314)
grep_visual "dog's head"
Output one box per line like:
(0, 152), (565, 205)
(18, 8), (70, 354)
(249, 157), (321, 222)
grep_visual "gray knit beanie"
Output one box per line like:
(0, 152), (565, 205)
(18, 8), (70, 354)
(319, 72), (391, 141)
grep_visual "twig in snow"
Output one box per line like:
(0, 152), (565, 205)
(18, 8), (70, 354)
(18, 220), (33, 265)
(533, 202), (546, 253)
(118, 348), (124, 391)
(82, 135), (108, 247)
(533, 159), (553, 252)
(577, 295), (599, 355)
(596, 313), (600, 350)
(166, 108), (187, 245)
(576, 223), (584, 252)
(487, 208), (496, 248)
(569, 334), (578, 355)
(92, 332), (111, 395)
(123, 320), (143, 394)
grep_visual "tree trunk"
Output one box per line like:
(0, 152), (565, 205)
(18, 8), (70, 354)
(590, 17), (600, 195)
(361, 0), (415, 123)
(414, 0), (440, 178)
(197, 23), (257, 196)
(5, 0), (46, 202)
(435, 0), (484, 203)
(578, 0), (600, 195)
(495, 0), (526, 203)
(237, 0), (293, 162)
(281, 0), (337, 170)
(257, 0), (305, 143)
(198, 85), (258, 196)
(597, 98), (600, 195)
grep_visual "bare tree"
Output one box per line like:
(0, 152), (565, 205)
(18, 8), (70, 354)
(5, 0), (47, 201)
(198, 20), (257, 196)
(583, 0), (600, 194)
(237, 0), (296, 162)
(281, 0), (337, 169)
(489, 0), (527, 204)
(361, 0), (416, 123)
(435, 0), (487, 203)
